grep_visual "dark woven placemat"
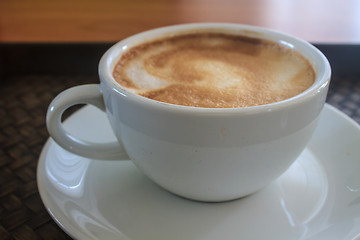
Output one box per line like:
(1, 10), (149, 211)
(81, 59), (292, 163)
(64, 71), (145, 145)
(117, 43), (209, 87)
(327, 75), (360, 123)
(0, 73), (359, 240)
(0, 74), (97, 240)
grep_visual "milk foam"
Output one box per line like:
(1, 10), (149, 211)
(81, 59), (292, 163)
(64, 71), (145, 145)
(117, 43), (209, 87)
(113, 33), (315, 108)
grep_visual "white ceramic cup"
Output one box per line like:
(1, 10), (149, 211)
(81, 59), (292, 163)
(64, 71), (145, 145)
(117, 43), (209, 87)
(46, 23), (331, 202)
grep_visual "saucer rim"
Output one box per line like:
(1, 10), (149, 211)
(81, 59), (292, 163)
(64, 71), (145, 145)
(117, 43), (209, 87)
(36, 103), (360, 240)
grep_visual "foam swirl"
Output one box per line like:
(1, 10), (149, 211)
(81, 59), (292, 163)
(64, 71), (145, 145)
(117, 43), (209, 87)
(113, 33), (315, 108)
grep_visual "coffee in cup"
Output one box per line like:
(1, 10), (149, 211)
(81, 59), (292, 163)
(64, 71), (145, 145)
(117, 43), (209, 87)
(47, 23), (331, 202)
(113, 32), (315, 108)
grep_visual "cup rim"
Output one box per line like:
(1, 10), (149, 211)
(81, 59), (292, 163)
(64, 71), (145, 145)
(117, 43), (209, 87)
(99, 23), (331, 114)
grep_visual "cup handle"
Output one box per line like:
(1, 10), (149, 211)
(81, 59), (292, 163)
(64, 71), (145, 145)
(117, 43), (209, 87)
(46, 84), (129, 160)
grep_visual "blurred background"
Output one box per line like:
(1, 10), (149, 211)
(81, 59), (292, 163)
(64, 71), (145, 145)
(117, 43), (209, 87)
(1, 0), (360, 43)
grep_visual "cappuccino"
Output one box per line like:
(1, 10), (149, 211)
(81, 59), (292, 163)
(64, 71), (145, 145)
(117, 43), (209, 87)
(48, 24), (330, 201)
(113, 32), (315, 108)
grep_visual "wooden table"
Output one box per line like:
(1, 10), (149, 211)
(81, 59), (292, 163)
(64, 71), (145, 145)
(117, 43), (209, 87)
(1, 0), (360, 43)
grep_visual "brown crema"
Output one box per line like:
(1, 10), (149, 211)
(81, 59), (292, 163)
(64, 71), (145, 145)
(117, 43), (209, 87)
(113, 32), (315, 108)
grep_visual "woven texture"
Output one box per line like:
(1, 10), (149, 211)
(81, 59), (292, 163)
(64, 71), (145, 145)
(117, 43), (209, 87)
(0, 75), (97, 240)
(0, 74), (359, 240)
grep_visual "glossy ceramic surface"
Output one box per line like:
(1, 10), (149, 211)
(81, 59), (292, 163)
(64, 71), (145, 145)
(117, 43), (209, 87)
(37, 104), (360, 240)
(47, 23), (330, 201)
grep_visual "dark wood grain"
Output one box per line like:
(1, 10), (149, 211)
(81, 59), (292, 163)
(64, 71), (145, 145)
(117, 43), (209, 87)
(0, 0), (359, 43)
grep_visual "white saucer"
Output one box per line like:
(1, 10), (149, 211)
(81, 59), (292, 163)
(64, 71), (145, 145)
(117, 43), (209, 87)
(37, 104), (360, 240)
